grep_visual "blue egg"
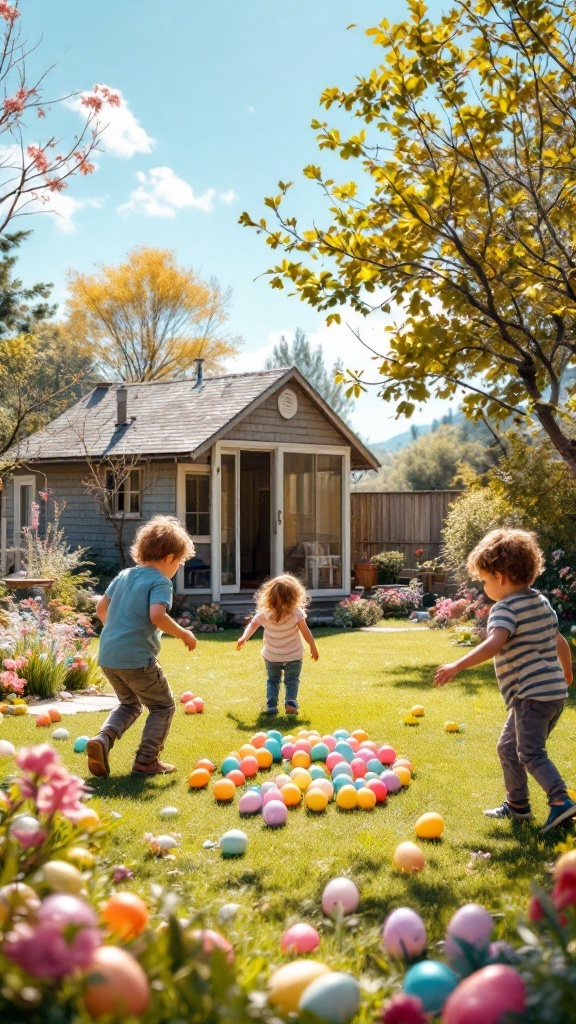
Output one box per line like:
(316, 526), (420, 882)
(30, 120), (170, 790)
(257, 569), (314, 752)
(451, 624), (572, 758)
(333, 728), (350, 739)
(367, 758), (383, 774)
(353, 779), (366, 791)
(267, 729), (282, 741)
(403, 961), (458, 1013)
(73, 735), (89, 753)
(264, 738), (282, 761)
(331, 762), (353, 780)
(333, 774), (352, 793)
(221, 756), (241, 776)
(310, 765), (327, 780)
(311, 742), (330, 762)
(299, 971), (361, 1024)
(219, 829), (249, 857)
(365, 771), (378, 781)
(248, 784), (261, 792)
(334, 742), (354, 763)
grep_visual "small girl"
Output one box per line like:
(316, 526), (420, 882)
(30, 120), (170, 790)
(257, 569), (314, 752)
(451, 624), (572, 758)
(236, 573), (319, 716)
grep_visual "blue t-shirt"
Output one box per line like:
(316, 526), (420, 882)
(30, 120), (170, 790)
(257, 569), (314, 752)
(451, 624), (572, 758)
(98, 566), (173, 669)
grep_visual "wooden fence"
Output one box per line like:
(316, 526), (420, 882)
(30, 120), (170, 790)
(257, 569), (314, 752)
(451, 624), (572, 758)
(350, 490), (462, 565)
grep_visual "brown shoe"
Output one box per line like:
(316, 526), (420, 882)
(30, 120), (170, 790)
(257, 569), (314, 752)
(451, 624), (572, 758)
(86, 735), (111, 778)
(132, 759), (176, 775)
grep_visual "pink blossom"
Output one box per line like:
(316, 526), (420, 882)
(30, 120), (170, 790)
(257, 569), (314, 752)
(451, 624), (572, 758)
(112, 865), (134, 883)
(81, 93), (104, 113)
(11, 826), (47, 849)
(5, 919), (101, 980)
(16, 743), (61, 777)
(560, 567), (571, 578)
(0, 2), (19, 23)
(36, 771), (87, 818)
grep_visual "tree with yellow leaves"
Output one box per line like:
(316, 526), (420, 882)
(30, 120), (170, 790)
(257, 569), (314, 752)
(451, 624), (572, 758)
(65, 246), (241, 382)
(241, 0), (576, 474)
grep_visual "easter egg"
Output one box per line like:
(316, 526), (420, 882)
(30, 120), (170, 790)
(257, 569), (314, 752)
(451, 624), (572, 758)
(36, 713), (51, 727)
(357, 787), (377, 810)
(415, 812), (445, 840)
(322, 877), (359, 918)
(275, 773), (292, 789)
(353, 779), (366, 791)
(393, 842), (426, 874)
(83, 945), (151, 1019)
(9, 813), (40, 838)
(184, 700), (197, 714)
(366, 779), (387, 803)
(294, 738), (312, 754)
(365, 772), (378, 781)
(403, 960), (458, 1014)
(367, 758), (383, 774)
(291, 767), (312, 791)
(263, 800), (288, 827)
(281, 783), (302, 807)
(442, 964), (525, 1024)
(377, 745), (396, 765)
(188, 768), (211, 789)
(261, 780), (279, 795)
(347, 737), (359, 752)
(220, 829), (248, 856)
(292, 750), (311, 769)
(12, 704), (27, 716)
(267, 729), (282, 741)
(268, 960), (331, 1013)
(336, 785), (358, 810)
(196, 758), (215, 774)
(226, 769), (246, 787)
(445, 904), (494, 965)
(221, 756), (241, 776)
(213, 778), (235, 802)
(65, 846), (95, 869)
(311, 742), (330, 762)
(239, 744), (258, 758)
(322, 735), (337, 752)
(351, 758), (367, 779)
(156, 834), (178, 850)
(333, 728), (350, 739)
(102, 892), (149, 939)
(326, 752), (345, 771)
(334, 741), (354, 763)
(331, 762), (353, 780)
(382, 908), (427, 960)
(251, 731), (268, 749)
(159, 805), (179, 818)
(305, 788), (328, 812)
(309, 779), (334, 800)
(394, 757), (414, 772)
(281, 922), (320, 954)
(355, 749), (373, 764)
(73, 808), (100, 833)
(410, 705), (425, 717)
(73, 736), (89, 753)
(43, 860), (84, 894)
(393, 765), (411, 786)
(351, 729), (368, 743)
(52, 727), (70, 740)
(380, 770), (402, 794)
(239, 756), (259, 778)
(299, 971), (360, 1024)
(310, 765), (327, 781)
(264, 738), (282, 761)
(239, 791), (262, 815)
(192, 697), (204, 713)
(333, 774), (353, 793)
(47, 707), (62, 722)
(0, 740), (15, 758)
(444, 721), (459, 733)
(262, 789), (281, 807)
(554, 850), (576, 878)
(187, 927), (234, 962)
(181, 691), (195, 702)
(0, 882), (40, 926)
(359, 740), (378, 752)
(282, 742), (296, 759)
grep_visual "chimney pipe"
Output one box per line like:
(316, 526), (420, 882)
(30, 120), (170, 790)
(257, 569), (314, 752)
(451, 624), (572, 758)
(193, 358), (204, 390)
(116, 384), (128, 425)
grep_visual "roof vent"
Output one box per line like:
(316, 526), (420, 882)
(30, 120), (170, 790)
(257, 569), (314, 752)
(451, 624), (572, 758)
(193, 358), (204, 390)
(116, 384), (128, 425)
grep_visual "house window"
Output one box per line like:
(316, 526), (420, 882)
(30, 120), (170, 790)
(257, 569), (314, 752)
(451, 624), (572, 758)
(185, 473), (210, 537)
(106, 468), (141, 518)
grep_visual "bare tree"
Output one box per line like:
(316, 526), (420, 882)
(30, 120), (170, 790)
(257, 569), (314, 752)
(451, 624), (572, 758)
(81, 453), (156, 568)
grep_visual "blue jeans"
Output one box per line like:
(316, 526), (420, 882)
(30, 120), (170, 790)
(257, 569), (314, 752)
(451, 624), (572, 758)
(265, 659), (301, 710)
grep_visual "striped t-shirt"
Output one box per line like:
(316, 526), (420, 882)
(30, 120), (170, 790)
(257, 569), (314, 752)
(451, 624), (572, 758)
(253, 608), (305, 662)
(488, 589), (567, 708)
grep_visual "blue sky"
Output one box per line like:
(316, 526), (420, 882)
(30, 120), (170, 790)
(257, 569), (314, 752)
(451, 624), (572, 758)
(15, 0), (452, 443)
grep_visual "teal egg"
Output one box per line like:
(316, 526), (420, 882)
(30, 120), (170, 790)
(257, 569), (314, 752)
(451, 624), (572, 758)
(333, 729), (350, 739)
(248, 784), (261, 792)
(334, 742), (354, 763)
(365, 771), (378, 781)
(333, 775), (352, 793)
(353, 779), (366, 791)
(299, 971), (360, 1024)
(219, 829), (249, 857)
(403, 960), (458, 1013)
(267, 729), (282, 741)
(221, 756), (241, 776)
(332, 762), (353, 780)
(310, 765), (327, 780)
(367, 758), (382, 774)
(311, 742), (330, 762)
(264, 738), (282, 761)
(73, 736), (89, 753)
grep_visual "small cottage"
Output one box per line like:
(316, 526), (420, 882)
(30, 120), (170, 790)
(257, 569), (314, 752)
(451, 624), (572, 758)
(0, 364), (378, 608)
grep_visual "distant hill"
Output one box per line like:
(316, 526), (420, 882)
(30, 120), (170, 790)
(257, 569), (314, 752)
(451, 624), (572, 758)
(369, 410), (503, 463)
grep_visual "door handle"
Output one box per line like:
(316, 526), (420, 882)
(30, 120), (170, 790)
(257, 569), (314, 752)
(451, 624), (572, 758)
(277, 510), (282, 524)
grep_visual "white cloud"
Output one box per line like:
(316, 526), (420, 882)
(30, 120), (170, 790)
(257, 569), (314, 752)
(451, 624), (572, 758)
(0, 145), (105, 232)
(118, 167), (235, 218)
(67, 87), (154, 159)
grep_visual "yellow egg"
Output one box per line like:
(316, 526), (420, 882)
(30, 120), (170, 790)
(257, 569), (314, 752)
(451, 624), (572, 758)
(256, 748), (273, 769)
(268, 961), (331, 1013)
(304, 788), (328, 812)
(393, 765), (411, 786)
(357, 788), (377, 811)
(291, 750), (312, 770)
(290, 767), (312, 792)
(415, 812), (445, 840)
(43, 860), (84, 894)
(336, 785), (358, 810)
(12, 704), (27, 716)
(65, 846), (95, 869)
(394, 758), (414, 773)
(393, 841), (426, 873)
(404, 714), (420, 726)
(351, 729), (369, 743)
(74, 808), (100, 832)
(444, 721), (459, 733)
(239, 744), (258, 759)
(410, 705), (425, 717)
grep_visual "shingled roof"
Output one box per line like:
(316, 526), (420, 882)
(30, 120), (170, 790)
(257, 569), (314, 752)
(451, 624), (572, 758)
(12, 367), (378, 469)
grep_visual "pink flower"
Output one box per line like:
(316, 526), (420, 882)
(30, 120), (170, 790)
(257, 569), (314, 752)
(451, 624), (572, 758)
(559, 567), (571, 578)
(11, 827), (47, 849)
(112, 865), (134, 883)
(16, 744), (61, 777)
(3, 658), (16, 670)
(36, 771), (87, 818)
(5, 918), (101, 980)
(382, 993), (428, 1024)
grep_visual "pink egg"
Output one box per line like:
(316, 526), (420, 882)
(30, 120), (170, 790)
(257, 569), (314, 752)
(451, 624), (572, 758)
(262, 789), (281, 807)
(356, 749), (373, 764)
(294, 739), (312, 754)
(188, 928), (234, 964)
(262, 800), (288, 827)
(382, 907), (427, 960)
(281, 923), (320, 954)
(321, 735), (337, 752)
(239, 791), (262, 815)
(350, 758), (367, 779)
(281, 743), (295, 760)
(226, 769), (246, 787)
(321, 877), (359, 918)
(347, 737), (359, 752)
(326, 752), (345, 771)
(261, 781), (279, 797)
(442, 964), (525, 1024)
(359, 740), (378, 752)
(239, 756), (259, 778)
(180, 691), (195, 703)
(377, 745), (396, 765)
(184, 700), (197, 714)
(445, 904), (494, 964)
(366, 779), (387, 803)
(192, 697), (204, 713)
(251, 732), (268, 749)
(274, 774), (292, 789)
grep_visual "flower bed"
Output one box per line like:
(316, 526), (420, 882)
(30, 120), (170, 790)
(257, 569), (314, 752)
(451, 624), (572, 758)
(429, 588), (488, 645)
(334, 595), (382, 627)
(375, 585), (421, 619)
(176, 602), (228, 632)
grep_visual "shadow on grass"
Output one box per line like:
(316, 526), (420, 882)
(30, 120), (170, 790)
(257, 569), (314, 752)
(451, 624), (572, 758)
(86, 774), (179, 800)
(376, 661), (490, 697)
(460, 818), (576, 869)
(226, 711), (312, 734)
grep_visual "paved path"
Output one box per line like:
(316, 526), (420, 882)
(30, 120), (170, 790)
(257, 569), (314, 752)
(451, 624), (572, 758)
(27, 694), (118, 716)
(361, 626), (426, 633)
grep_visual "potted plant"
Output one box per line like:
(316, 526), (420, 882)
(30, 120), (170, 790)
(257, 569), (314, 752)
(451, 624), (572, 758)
(353, 553), (378, 589)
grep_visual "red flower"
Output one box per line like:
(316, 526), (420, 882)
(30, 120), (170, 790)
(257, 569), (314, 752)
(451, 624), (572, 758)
(382, 993), (427, 1024)
(552, 866), (576, 912)
(528, 895), (544, 921)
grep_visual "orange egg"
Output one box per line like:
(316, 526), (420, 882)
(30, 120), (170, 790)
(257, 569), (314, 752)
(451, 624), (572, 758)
(102, 892), (149, 940)
(36, 714), (52, 727)
(281, 783), (302, 807)
(239, 743), (258, 759)
(393, 765), (411, 786)
(256, 747), (273, 769)
(188, 768), (211, 789)
(251, 732), (268, 749)
(227, 769), (246, 787)
(213, 779), (235, 802)
(184, 700), (197, 714)
(74, 808), (100, 832)
(47, 708), (61, 722)
(82, 945), (151, 1019)
(351, 729), (369, 743)
(393, 758), (414, 773)
(0, 703), (8, 714)
(195, 758), (215, 774)
(291, 750), (311, 769)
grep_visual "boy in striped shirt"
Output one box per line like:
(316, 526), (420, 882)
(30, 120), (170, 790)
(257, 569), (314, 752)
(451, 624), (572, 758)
(434, 528), (575, 834)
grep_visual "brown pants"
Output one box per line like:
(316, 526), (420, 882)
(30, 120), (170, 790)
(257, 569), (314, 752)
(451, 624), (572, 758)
(100, 661), (175, 765)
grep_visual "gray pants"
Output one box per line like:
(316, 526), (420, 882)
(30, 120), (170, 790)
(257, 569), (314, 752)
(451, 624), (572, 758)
(100, 661), (175, 765)
(497, 697), (567, 807)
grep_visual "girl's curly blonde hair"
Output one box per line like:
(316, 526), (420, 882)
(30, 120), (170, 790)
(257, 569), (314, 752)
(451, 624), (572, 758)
(255, 573), (310, 623)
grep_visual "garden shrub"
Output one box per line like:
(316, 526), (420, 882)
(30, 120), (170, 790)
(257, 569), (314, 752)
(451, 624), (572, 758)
(334, 595), (382, 627)
(375, 584), (421, 618)
(177, 602), (228, 631)
(371, 550), (405, 584)
(22, 499), (95, 603)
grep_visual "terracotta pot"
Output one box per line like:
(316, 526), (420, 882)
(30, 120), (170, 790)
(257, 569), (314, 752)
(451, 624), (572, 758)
(354, 563), (378, 589)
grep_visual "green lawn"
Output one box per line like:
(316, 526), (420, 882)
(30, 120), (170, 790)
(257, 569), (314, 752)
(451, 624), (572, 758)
(4, 627), (576, 968)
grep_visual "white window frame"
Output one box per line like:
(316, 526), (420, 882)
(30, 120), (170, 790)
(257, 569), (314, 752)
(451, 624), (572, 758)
(176, 463), (212, 595)
(106, 466), (142, 520)
(13, 474), (36, 570)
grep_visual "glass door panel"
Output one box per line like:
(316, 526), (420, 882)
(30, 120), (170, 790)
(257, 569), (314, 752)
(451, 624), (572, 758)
(221, 453), (238, 589)
(283, 452), (343, 590)
(183, 471), (211, 590)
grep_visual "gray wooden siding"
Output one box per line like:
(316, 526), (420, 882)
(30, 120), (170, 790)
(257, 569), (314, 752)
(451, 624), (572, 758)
(223, 385), (349, 447)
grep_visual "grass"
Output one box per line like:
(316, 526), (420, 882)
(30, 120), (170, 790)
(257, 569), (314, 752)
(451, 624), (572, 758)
(4, 626), (576, 966)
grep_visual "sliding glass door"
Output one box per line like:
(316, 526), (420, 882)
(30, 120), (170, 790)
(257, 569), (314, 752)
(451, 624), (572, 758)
(283, 452), (343, 590)
(220, 451), (239, 591)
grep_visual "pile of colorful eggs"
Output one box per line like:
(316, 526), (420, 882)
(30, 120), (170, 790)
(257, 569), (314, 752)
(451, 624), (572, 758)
(181, 691), (204, 714)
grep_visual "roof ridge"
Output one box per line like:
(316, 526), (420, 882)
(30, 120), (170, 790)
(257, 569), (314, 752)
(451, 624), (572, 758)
(91, 368), (291, 389)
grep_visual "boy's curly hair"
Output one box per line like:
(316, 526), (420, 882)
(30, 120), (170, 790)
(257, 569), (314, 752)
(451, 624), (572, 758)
(467, 528), (544, 585)
(131, 516), (195, 565)
(255, 573), (310, 623)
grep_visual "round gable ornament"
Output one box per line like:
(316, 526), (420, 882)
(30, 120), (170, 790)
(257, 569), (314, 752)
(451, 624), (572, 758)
(278, 389), (298, 420)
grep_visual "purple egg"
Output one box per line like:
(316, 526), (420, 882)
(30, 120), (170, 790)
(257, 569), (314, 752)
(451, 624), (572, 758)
(382, 907), (427, 960)
(262, 789), (281, 807)
(238, 791), (262, 815)
(380, 770), (402, 793)
(262, 799), (288, 827)
(281, 743), (295, 760)
(445, 903), (494, 964)
(356, 749), (373, 764)
(261, 781), (280, 797)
